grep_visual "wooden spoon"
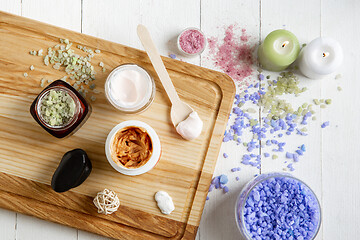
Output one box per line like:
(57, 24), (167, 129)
(137, 24), (193, 127)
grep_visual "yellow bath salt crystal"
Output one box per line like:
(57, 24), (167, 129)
(313, 99), (320, 105)
(247, 108), (257, 113)
(335, 74), (342, 80)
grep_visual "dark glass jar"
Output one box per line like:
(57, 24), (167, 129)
(30, 80), (91, 138)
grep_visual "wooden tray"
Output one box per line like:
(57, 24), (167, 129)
(0, 11), (235, 239)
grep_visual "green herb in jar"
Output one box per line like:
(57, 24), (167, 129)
(40, 89), (76, 126)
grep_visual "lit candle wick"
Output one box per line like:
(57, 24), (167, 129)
(282, 41), (289, 48)
(322, 52), (329, 58)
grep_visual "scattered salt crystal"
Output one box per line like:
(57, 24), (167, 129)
(287, 163), (295, 171)
(208, 184), (214, 192)
(321, 121), (330, 128)
(325, 99), (332, 105)
(258, 74), (265, 81)
(219, 174), (228, 184)
(223, 153), (228, 158)
(207, 24), (254, 87)
(295, 150), (303, 156)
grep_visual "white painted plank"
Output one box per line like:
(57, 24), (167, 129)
(82, 0), (141, 49)
(15, 1), (81, 240)
(0, 0), (21, 15)
(0, 208), (16, 240)
(22, 0), (81, 32)
(199, 0), (260, 239)
(16, 214), (77, 240)
(321, 0), (360, 239)
(260, 0), (323, 239)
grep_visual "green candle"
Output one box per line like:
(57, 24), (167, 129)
(258, 29), (300, 72)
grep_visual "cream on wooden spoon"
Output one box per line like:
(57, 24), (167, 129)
(137, 24), (203, 140)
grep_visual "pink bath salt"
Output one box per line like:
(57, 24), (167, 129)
(240, 28), (249, 42)
(207, 37), (217, 55)
(179, 29), (205, 54)
(207, 24), (255, 87)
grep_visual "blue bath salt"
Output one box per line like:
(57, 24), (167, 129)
(321, 121), (330, 128)
(300, 144), (306, 152)
(258, 73), (265, 81)
(223, 153), (229, 158)
(219, 174), (228, 184)
(293, 153), (299, 162)
(287, 163), (295, 171)
(240, 176), (321, 240)
(286, 152), (293, 159)
(296, 150), (304, 156)
(231, 167), (241, 172)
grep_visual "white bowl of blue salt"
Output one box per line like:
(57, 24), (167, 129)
(235, 173), (321, 240)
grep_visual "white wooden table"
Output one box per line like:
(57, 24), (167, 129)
(0, 0), (359, 239)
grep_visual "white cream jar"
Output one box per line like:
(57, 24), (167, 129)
(105, 64), (156, 114)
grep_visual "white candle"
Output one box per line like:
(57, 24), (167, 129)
(298, 37), (343, 79)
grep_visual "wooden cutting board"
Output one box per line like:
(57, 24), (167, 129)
(0, 11), (235, 240)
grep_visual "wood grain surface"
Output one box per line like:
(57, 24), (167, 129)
(0, 11), (235, 239)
